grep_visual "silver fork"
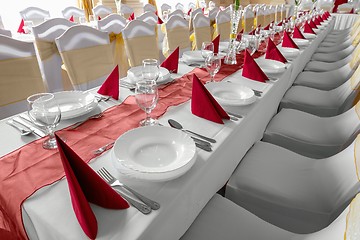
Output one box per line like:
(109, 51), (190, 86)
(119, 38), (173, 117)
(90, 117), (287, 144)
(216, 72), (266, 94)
(97, 169), (152, 215)
(97, 167), (160, 210)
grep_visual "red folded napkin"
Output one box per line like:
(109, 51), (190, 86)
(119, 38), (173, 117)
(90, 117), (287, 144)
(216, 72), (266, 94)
(69, 16), (74, 22)
(293, 26), (305, 39)
(97, 65), (119, 100)
(263, 21), (273, 30)
(191, 74), (229, 124)
(313, 17), (321, 26)
(161, 47), (179, 73)
(249, 24), (261, 35)
(309, 19), (318, 29)
(212, 34), (220, 54)
(157, 16), (163, 24)
(128, 12), (135, 21)
(17, 19), (25, 34)
(98, 16), (101, 21)
(282, 31), (299, 49)
(55, 134), (129, 239)
(277, 21), (283, 26)
(187, 8), (192, 15)
(304, 21), (316, 34)
(242, 49), (268, 82)
(317, 16), (323, 23)
(236, 29), (244, 41)
(265, 38), (287, 63)
(349, 8), (354, 14)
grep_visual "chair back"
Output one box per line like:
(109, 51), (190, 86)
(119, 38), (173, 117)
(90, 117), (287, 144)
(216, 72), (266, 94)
(62, 6), (85, 23)
(0, 35), (46, 119)
(136, 11), (158, 25)
(275, 5), (282, 23)
(120, 4), (134, 19)
(143, 3), (157, 13)
(122, 20), (159, 67)
(19, 7), (50, 26)
(189, 8), (203, 32)
(214, 10), (231, 41)
(97, 13), (126, 34)
(32, 18), (76, 93)
(281, 4), (286, 21)
(168, 9), (185, 19)
(161, 3), (172, 14)
(263, 5), (271, 27)
(163, 15), (190, 57)
(188, 2), (196, 11)
(192, 12), (211, 50)
(255, 6), (265, 28)
(175, 3), (185, 12)
(0, 29), (11, 37)
(55, 25), (114, 91)
(208, 7), (219, 21)
(243, 6), (255, 33)
(92, 5), (112, 20)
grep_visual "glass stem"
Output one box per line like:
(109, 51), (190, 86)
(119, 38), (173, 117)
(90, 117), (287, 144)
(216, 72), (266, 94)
(47, 127), (55, 141)
(145, 109), (151, 122)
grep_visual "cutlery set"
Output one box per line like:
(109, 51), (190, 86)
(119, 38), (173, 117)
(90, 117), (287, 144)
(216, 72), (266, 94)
(9, 114), (46, 137)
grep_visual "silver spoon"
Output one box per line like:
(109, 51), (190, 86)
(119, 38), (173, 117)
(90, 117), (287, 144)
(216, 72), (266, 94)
(70, 112), (104, 129)
(6, 120), (34, 136)
(93, 141), (115, 155)
(168, 119), (216, 143)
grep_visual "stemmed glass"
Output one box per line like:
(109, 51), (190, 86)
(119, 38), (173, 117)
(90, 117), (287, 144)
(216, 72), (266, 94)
(205, 53), (222, 82)
(201, 42), (214, 61)
(142, 59), (160, 82)
(27, 93), (61, 149)
(135, 80), (159, 126)
(246, 35), (258, 55)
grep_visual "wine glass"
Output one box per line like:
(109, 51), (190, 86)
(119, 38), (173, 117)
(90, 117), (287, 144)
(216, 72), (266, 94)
(135, 80), (159, 126)
(142, 59), (160, 82)
(246, 35), (258, 55)
(201, 42), (214, 60)
(205, 53), (222, 82)
(27, 93), (61, 149)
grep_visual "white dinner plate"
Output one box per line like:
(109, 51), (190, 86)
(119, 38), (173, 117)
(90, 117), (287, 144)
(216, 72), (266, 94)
(205, 82), (256, 106)
(54, 91), (98, 120)
(293, 38), (310, 47)
(182, 50), (206, 62)
(277, 46), (300, 60)
(219, 41), (229, 52)
(126, 66), (171, 85)
(303, 33), (316, 39)
(112, 126), (197, 181)
(254, 58), (287, 75)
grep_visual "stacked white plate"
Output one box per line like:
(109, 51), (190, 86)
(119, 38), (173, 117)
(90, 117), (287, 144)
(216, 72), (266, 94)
(182, 50), (206, 63)
(293, 38), (310, 48)
(303, 33), (317, 39)
(205, 82), (256, 106)
(277, 46), (300, 60)
(255, 58), (287, 76)
(54, 91), (98, 120)
(112, 126), (197, 182)
(126, 66), (171, 85)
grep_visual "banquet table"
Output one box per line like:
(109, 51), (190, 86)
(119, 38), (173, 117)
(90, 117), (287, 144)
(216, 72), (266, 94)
(0, 19), (335, 240)
(332, 13), (359, 30)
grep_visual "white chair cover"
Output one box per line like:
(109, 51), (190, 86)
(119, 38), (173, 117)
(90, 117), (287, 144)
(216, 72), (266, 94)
(19, 7), (50, 26)
(143, 3), (157, 13)
(162, 15), (190, 57)
(168, 9), (185, 19)
(61, 6), (85, 23)
(119, 4), (134, 19)
(92, 5), (112, 20)
(97, 13), (126, 34)
(226, 138), (360, 234)
(0, 29), (11, 37)
(175, 3), (185, 12)
(262, 103), (360, 158)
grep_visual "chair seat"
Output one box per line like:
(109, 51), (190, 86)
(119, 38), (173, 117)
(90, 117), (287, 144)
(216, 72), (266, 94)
(262, 106), (360, 158)
(311, 44), (355, 62)
(225, 140), (360, 233)
(316, 38), (353, 53)
(304, 54), (352, 72)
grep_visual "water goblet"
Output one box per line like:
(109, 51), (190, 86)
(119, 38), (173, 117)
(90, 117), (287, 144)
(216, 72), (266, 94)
(142, 59), (160, 82)
(246, 35), (258, 55)
(205, 53), (222, 82)
(201, 42), (214, 60)
(135, 80), (159, 126)
(27, 93), (61, 149)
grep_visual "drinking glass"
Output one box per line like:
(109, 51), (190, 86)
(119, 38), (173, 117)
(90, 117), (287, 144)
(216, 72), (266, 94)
(205, 53), (222, 82)
(201, 42), (214, 60)
(142, 59), (160, 82)
(135, 80), (159, 126)
(246, 35), (258, 55)
(23, 21), (33, 34)
(27, 93), (61, 149)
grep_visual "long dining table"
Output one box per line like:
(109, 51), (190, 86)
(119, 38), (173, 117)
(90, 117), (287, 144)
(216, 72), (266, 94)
(0, 18), (335, 240)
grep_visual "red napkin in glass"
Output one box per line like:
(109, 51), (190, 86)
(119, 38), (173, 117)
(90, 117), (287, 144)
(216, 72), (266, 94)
(350, 8), (354, 13)
(128, 12), (135, 21)
(187, 8), (192, 15)
(97, 65), (119, 100)
(277, 21), (283, 26)
(17, 19), (25, 34)
(313, 17), (321, 26)
(282, 31), (299, 49)
(265, 38), (287, 63)
(161, 47), (179, 73)
(55, 134), (129, 239)
(69, 16), (74, 22)
(236, 29), (244, 41)
(304, 21), (316, 34)
(293, 26), (305, 39)
(191, 74), (229, 124)
(263, 21), (273, 30)
(98, 16), (101, 21)
(212, 34), (220, 54)
(249, 24), (261, 35)
(158, 16), (163, 24)
(309, 20), (318, 29)
(242, 49), (268, 82)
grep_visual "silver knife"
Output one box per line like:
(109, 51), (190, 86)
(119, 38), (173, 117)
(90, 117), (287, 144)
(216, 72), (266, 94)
(13, 116), (46, 138)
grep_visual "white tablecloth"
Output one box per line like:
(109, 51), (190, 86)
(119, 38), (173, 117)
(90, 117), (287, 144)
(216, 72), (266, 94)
(0, 19), (334, 240)
(332, 13), (359, 30)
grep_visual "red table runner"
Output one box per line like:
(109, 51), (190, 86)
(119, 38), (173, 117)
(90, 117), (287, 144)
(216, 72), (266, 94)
(0, 48), (267, 239)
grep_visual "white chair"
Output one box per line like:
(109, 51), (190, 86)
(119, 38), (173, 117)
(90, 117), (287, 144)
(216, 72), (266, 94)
(122, 20), (159, 67)
(136, 11), (158, 26)
(19, 7), (50, 26)
(143, 3), (157, 13)
(181, 193), (359, 240)
(192, 12), (211, 50)
(61, 6), (85, 23)
(175, 3), (185, 12)
(189, 8), (202, 32)
(214, 10), (231, 41)
(225, 135), (360, 234)
(32, 18), (76, 93)
(161, 3), (172, 15)
(208, 7), (219, 22)
(188, 2), (196, 12)
(92, 5), (112, 20)
(262, 102), (360, 158)
(0, 29), (12, 37)
(97, 13), (126, 33)
(311, 44), (356, 63)
(55, 25), (115, 91)
(162, 15), (190, 57)
(243, 6), (255, 33)
(119, 4), (134, 19)
(168, 9), (185, 19)
(0, 35), (46, 120)
(280, 65), (360, 117)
